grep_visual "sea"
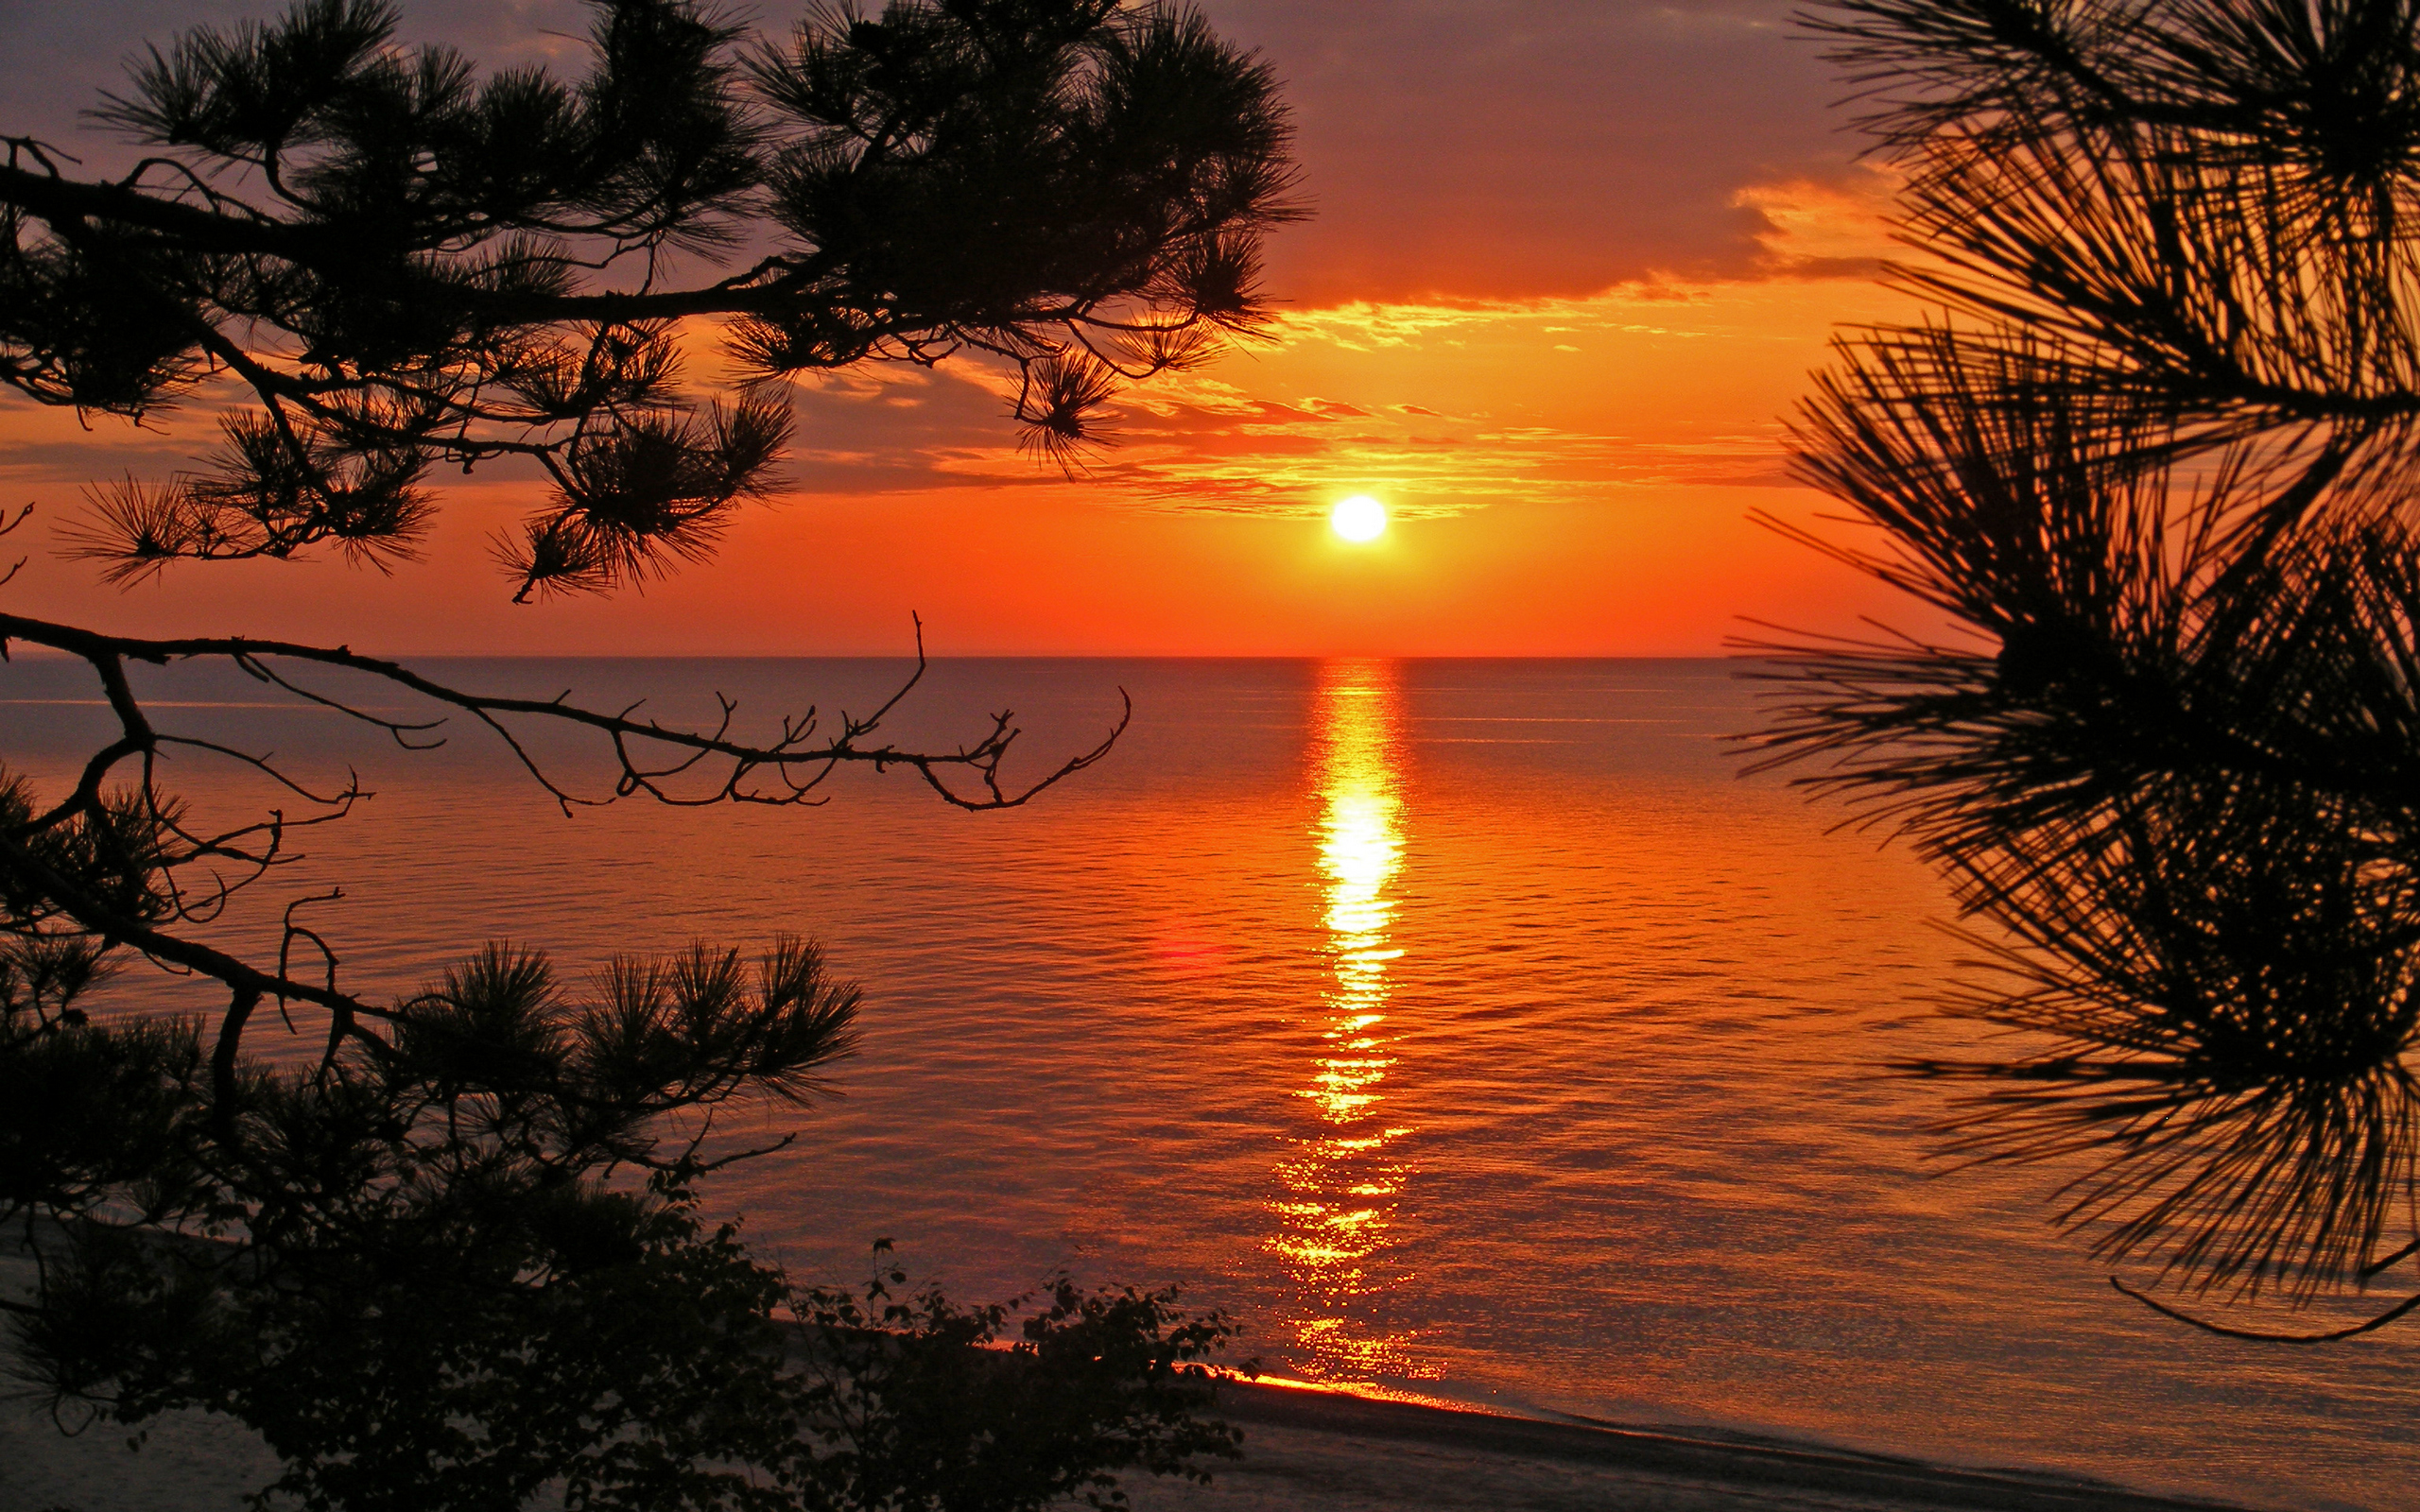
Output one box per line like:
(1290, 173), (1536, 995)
(5, 655), (2412, 1511)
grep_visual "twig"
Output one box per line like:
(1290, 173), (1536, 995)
(2111, 1277), (2420, 1344)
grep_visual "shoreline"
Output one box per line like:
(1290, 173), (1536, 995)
(3, 1370), (2263, 1512)
(1122, 1378), (2267, 1512)
(0, 1242), (2274, 1512)
(0, 1374), (2266, 1512)
(0, 1233), (2284, 1509)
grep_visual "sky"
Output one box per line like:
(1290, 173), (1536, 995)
(0, 0), (1934, 656)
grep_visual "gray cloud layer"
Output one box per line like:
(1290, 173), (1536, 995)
(0, 0), (1854, 304)
(1204, 1), (1856, 301)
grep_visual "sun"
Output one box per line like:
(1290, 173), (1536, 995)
(1330, 495), (1388, 542)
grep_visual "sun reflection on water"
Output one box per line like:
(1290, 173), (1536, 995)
(1265, 659), (1434, 1384)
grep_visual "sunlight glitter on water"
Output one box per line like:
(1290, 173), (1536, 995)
(1266, 660), (1433, 1385)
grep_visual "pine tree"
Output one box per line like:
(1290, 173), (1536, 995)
(0, 1), (1291, 1503)
(1753, 0), (2420, 1339)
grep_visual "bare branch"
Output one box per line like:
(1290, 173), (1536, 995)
(2, 610), (1123, 812)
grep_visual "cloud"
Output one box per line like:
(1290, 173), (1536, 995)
(0, 1), (1896, 533)
(0, 2), (598, 163)
(1, 1), (1863, 308)
(1199, 0), (1862, 305)
(1732, 164), (1904, 281)
(738, 281), (1868, 518)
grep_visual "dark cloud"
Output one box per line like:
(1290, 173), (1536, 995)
(1200, 1), (1858, 303)
(4, 2), (1856, 307)
(0, 1), (587, 163)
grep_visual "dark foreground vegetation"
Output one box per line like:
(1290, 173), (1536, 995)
(0, 0), (1295, 1504)
(1757, 0), (2420, 1338)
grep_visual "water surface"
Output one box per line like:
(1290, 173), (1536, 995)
(7, 657), (2411, 1510)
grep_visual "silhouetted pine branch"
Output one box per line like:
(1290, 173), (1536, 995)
(1754, 0), (2420, 1329)
(0, 0), (1301, 599)
(0, 5), (1278, 1503)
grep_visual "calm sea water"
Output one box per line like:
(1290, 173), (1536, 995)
(6, 657), (2413, 1510)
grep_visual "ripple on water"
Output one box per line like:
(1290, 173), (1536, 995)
(6, 655), (2411, 1512)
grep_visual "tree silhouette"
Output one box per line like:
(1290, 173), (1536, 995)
(0, 0), (1290, 1503)
(1748, 0), (2420, 1340)
(2, 0), (1293, 597)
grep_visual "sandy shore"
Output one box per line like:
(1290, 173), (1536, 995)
(2, 1370), (2258, 1512)
(1123, 1382), (2258, 1512)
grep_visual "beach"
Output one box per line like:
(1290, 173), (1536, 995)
(1, 1371), (2260, 1512)
(1126, 1383), (2263, 1512)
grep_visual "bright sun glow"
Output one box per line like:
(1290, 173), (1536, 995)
(1330, 495), (1388, 542)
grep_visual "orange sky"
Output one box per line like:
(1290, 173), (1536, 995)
(0, 1), (1937, 656)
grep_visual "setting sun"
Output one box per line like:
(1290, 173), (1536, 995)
(1330, 495), (1388, 542)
